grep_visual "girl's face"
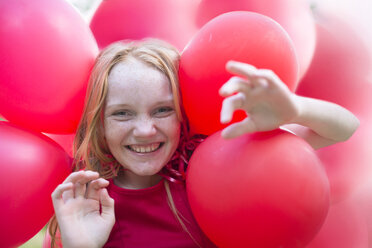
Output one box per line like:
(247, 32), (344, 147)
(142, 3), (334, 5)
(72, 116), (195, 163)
(104, 58), (181, 182)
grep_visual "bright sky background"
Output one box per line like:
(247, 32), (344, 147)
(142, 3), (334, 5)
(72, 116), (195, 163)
(66, 0), (102, 22)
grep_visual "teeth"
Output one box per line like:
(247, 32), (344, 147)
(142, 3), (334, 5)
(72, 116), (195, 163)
(129, 143), (161, 153)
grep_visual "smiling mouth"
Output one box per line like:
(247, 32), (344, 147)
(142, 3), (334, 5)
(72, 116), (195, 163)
(127, 142), (164, 153)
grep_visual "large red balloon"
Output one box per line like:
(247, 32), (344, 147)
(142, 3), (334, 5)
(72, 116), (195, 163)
(296, 14), (372, 202)
(179, 11), (299, 135)
(0, 0), (98, 134)
(186, 129), (330, 247)
(0, 122), (71, 247)
(44, 132), (75, 157)
(90, 0), (199, 50)
(196, 0), (316, 80)
(307, 201), (369, 248)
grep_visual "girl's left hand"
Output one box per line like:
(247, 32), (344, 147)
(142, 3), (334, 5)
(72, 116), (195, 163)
(219, 60), (299, 139)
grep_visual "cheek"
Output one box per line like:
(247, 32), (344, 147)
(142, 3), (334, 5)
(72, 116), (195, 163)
(168, 119), (181, 146)
(104, 121), (129, 146)
(104, 121), (114, 142)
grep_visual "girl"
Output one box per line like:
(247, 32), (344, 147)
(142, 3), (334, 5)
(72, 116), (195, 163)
(47, 39), (359, 248)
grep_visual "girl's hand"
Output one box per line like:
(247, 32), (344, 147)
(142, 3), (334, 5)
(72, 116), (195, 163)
(219, 61), (299, 139)
(51, 170), (115, 248)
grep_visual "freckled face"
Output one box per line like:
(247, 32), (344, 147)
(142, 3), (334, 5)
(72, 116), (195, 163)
(104, 58), (181, 177)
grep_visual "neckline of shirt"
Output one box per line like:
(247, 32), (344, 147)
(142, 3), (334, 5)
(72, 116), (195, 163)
(108, 178), (165, 195)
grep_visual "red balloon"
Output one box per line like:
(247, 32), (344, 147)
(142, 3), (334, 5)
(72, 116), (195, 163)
(307, 201), (369, 248)
(296, 14), (372, 202)
(197, 0), (316, 80)
(44, 133), (75, 157)
(0, 0), (98, 134)
(90, 0), (199, 50)
(0, 122), (71, 247)
(296, 16), (371, 94)
(179, 11), (299, 135)
(186, 129), (330, 247)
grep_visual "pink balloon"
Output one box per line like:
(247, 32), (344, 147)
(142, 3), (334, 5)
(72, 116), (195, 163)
(0, 0), (98, 134)
(187, 129), (330, 247)
(307, 201), (369, 248)
(351, 179), (372, 247)
(296, 14), (372, 202)
(0, 122), (71, 247)
(90, 0), (199, 51)
(196, 0), (316, 80)
(180, 11), (298, 135)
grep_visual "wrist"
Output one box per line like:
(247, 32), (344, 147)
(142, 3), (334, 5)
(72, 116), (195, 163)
(288, 94), (306, 125)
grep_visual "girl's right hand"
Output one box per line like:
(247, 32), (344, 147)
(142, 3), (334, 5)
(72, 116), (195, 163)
(51, 170), (115, 248)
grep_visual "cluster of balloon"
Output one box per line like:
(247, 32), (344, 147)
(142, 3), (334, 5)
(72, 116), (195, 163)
(187, 129), (330, 247)
(90, 0), (200, 50)
(0, 0), (98, 134)
(295, 13), (372, 203)
(0, 122), (71, 248)
(0, 0), (97, 246)
(307, 201), (369, 248)
(179, 11), (299, 135)
(196, 0), (316, 80)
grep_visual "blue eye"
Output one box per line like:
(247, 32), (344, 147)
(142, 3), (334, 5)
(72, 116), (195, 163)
(154, 107), (174, 117)
(158, 107), (172, 113)
(112, 110), (134, 119)
(113, 111), (128, 116)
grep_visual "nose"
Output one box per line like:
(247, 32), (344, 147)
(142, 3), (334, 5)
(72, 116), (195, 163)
(132, 116), (157, 138)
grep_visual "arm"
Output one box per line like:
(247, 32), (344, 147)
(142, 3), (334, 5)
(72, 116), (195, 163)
(281, 96), (359, 149)
(219, 61), (359, 150)
(51, 171), (115, 248)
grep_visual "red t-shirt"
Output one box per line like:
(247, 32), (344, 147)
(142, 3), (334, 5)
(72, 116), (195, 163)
(43, 179), (216, 248)
(104, 179), (217, 248)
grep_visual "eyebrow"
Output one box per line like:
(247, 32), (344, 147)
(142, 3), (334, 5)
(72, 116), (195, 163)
(105, 99), (175, 110)
(105, 103), (130, 110)
(154, 99), (175, 106)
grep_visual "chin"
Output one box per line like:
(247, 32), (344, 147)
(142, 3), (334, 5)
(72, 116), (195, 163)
(132, 164), (165, 176)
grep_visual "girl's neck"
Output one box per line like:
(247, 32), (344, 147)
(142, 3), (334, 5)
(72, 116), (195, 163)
(113, 170), (163, 190)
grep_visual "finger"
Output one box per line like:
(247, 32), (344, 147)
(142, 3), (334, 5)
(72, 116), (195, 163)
(226, 61), (271, 90)
(86, 178), (110, 201)
(226, 61), (258, 80)
(100, 188), (115, 221)
(220, 93), (246, 124)
(51, 182), (74, 209)
(219, 76), (251, 97)
(254, 77), (269, 90)
(255, 69), (286, 89)
(63, 170), (100, 184)
(62, 171), (99, 200)
(221, 117), (257, 139)
(74, 182), (87, 199)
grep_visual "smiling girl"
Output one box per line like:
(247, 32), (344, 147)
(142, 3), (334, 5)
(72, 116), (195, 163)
(46, 39), (359, 248)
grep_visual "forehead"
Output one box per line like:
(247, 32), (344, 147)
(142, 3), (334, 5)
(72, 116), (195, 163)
(106, 59), (173, 105)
